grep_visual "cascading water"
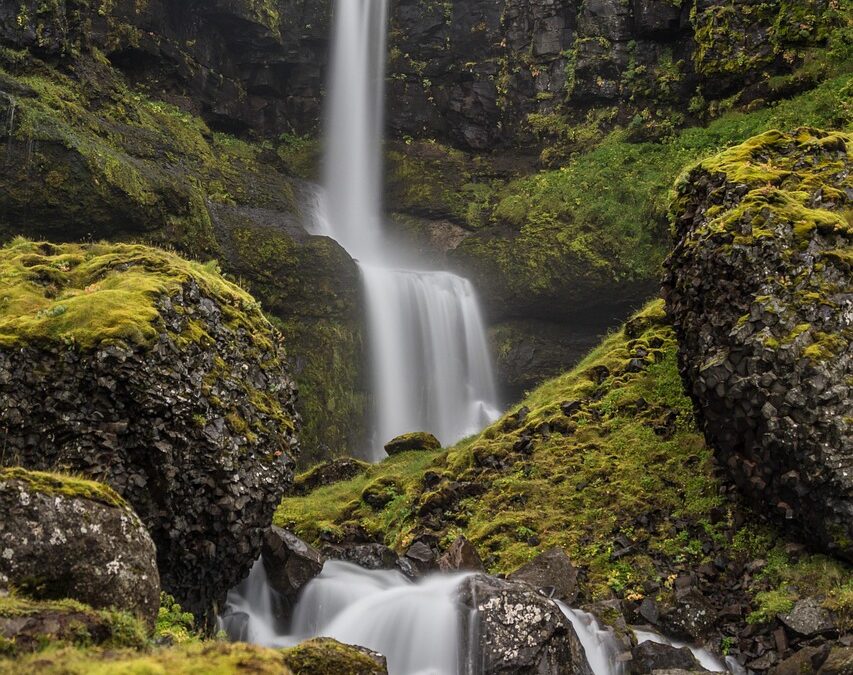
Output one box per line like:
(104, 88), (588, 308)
(222, 560), (471, 675)
(316, 0), (500, 458)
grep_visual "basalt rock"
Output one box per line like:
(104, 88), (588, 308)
(632, 641), (705, 674)
(458, 574), (593, 675)
(0, 241), (300, 625)
(0, 468), (159, 627)
(663, 129), (853, 562)
(437, 536), (485, 574)
(261, 527), (325, 601)
(508, 547), (579, 604)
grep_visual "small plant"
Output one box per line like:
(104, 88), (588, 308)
(155, 593), (199, 644)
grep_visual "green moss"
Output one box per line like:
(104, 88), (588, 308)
(0, 642), (294, 674)
(0, 238), (272, 349)
(281, 638), (385, 674)
(448, 75), (852, 311)
(0, 467), (125, 509)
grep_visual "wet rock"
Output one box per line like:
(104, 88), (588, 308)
(0, 468), (159, 626)
(663, 129), (853, 562)
(779, 598), (836, 638)
(508, 547), (579, 604)
(437, 536), (485, 573)
(458, 574), (593, 675)
(323, 544), (399, 571)
(384, 432), (442, 455)
(403, 540), (438, 576)
(660, 590), (717, 641)
(632, 641), (705, 674)
(261, 527), (325, 600)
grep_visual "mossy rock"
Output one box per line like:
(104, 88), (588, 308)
(0, 595), (148, 658)
(384, 432), (441, 456)
(0, 239), (300, 625)
(664, 127), (853, 562)
(281, 638), (387, 675)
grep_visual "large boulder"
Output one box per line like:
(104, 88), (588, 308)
(261, 527), (325, 601)
(0, 468), (159, 627)
(458, 574), (593, 675)
(663, 129), (852, 562)
(508, 547), (579, 604)
(0, 240), (300, 622)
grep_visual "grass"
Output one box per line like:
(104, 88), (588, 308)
(0, 238), (271, 349)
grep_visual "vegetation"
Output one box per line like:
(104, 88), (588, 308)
(277, 300), (852, 616)
(0, 467), (126, 509)
(0, 238), (272, 349)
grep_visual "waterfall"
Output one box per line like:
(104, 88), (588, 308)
(222, 560), (470, 675)
(317, 0), (500, 458)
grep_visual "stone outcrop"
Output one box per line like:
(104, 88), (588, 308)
(261, 527), (325, 601)
(0, 240), (300, 623)
(663, 129), (852, 562)
(0, 468), (159, 627)
(458, 575), (593, 675)
(383, 432), (441, 456)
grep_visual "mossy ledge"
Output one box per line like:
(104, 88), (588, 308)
(0, 466), (124, 509)
(0, 238), (300, 624)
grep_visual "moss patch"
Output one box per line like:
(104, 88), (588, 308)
(281, 638), (385, 675)
(0, 467), (126, 509)
(0, 238), (271, 349)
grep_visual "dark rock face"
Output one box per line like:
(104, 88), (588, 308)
(508, 547), (579, 604)
(0, 468), (159, 626)
(663, 129), (853, 562)
(632, 641), (705, 674)
(261, 527), (325, 600)
(458, 574), (593, 675)
(322, 543), (399, 570)
(0, 269), (300, 623)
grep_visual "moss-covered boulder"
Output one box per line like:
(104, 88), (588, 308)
(383, 432), (441, 456)
(0, 595), (148, 658)
(281, 638), (387, 675)
(0, 468), (159, 628)
(0, 239), (299, 624)
(663, 128), (852, 562)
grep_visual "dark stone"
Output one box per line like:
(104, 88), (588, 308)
(437, 536), (486, 573)
(660, 590), (717, 641)
(458, 574), (593, 675)
(770, 644), (831, 675)
(261, 527), (325, 600)
(818, 648), (853, 675)
(0, 468), (159, 627)
(632, 641), (705, 674)
(292, 458), (370, 496)
(508, 548), (579, 604)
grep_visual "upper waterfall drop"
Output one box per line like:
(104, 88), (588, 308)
(317, 0), (501, 458)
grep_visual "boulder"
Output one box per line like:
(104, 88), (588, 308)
(818, 648), (853, 675)
(508, 547), (579, 604)
(659, 590), (718, 641)
(261, 528), (325, 600)
(282, 638), (388, 675)
(632, 641), (705, 674)
(771, 644), (832, 675)
(663, 129), (853, 562)
(779, 598), (836, 638)
(0, 468), (159, 626)
(437, 536), (485, 573)
(0, 241), (300, 623)
(458, 574), (593, 675)
(292, 458), (370, 496)
(384, 432), (441, 455)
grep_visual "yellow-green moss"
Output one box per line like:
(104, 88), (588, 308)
(281, 638), (384, 675)
(0, 467), (125, 509)
(0, 238), (271, 349)
(0, 642), (294, 675)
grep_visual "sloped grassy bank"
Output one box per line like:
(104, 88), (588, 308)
(277, 300), (851, 636)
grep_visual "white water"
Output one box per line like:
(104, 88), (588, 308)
(222, 559), (470, 675)
(317, 0), (500, 458)
(558, 602), (629, 675)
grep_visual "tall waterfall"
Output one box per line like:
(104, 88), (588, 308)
(315, 0), (500, 457)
